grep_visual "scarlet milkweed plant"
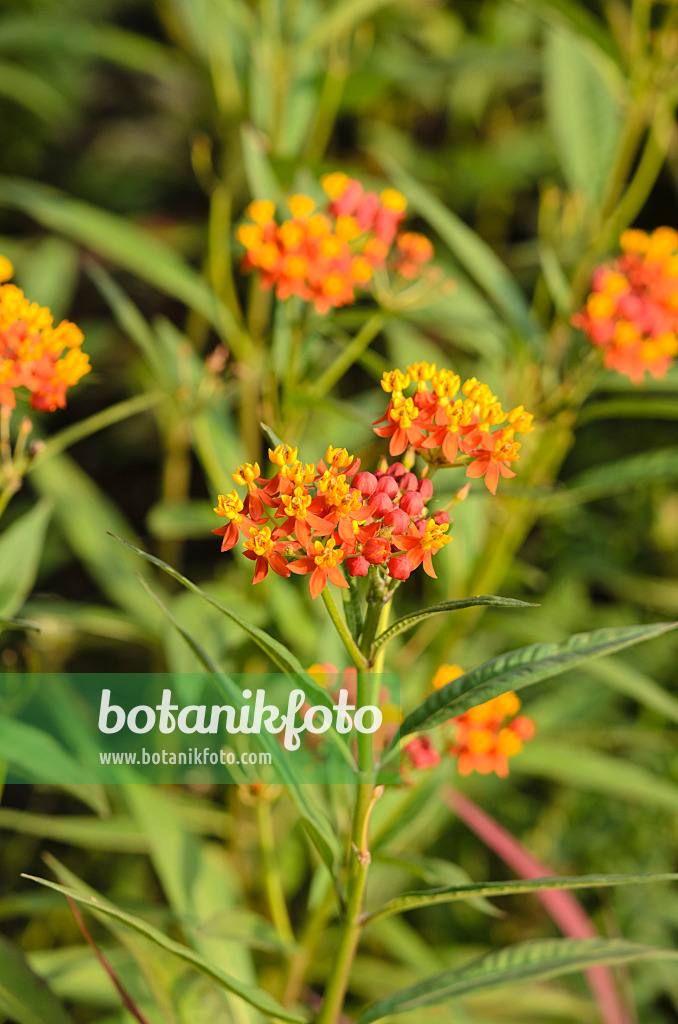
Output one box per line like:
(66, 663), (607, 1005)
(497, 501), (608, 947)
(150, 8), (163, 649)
(114, 357), (675, 1024)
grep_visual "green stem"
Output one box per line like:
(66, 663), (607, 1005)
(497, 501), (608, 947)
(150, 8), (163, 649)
(257, 799), (295, 947)
(321, 587), (368, 670)
(34, 392), (166, 468)
(315, 781), (372, 1024)
(0, 481), (19, 523)
(316, 666), (379, 1024)
(310, 315), (385, 399)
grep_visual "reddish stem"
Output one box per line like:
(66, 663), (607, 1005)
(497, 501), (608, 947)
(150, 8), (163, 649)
(67, 896), (153, 1024)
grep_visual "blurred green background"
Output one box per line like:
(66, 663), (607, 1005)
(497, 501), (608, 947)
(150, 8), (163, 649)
(1, 0), (678, 1021)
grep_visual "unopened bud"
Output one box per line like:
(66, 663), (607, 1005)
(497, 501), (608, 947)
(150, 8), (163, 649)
(388, 554), (414, 580)
(346, 555), (370, 577)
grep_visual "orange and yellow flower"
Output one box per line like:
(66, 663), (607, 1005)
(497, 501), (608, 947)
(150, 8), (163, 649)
(0, 257), (89, 411)
(374, 363), (533, 493)
(405, 668), (535, 778)
(235, 176), (436, 315)
(572, 227), (678, 383)
(212, 445), (453, 596)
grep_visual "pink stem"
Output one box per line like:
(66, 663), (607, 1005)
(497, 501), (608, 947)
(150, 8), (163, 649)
(447, 789), (633, 1024)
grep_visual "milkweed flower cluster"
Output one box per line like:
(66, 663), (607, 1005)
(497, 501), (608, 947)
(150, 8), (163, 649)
(374, 362), (534, 494)
(404, 666), (535, 778)
(212, 444), (452, 598)
(572, 227), (678, 383)
(235, 174), (435, 315)
(0, 257), (90, 411)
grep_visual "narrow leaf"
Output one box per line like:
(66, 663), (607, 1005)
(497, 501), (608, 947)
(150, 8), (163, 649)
(372, 596), (536, 655)
(366, 872), (678, 924)
(0, 500), (51, 618)
(110, 534), (326, 693)
(22, 875), (307, 1024)
(399, 621), (678, 737)
(358, 938), (678, 1022)
(0, 936), (72, 1024)
(368, 154), (541, 347)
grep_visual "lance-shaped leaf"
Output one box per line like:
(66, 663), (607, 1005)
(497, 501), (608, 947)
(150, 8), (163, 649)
(0, 936), (72, 1024)
(364, 872), (678, 924)
(371, 596), (537, 657)
(369, 154), (541, 349)
(22, 875), (308, 1024)
(399, 621), (678, 738)
(111, 534), (332, 703)
(138, 575), (339, 874)
(0, 500), (51, 619)
(357, 937), (678, 1023)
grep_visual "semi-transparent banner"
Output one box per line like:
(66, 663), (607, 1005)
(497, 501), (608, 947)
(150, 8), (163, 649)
(0, 671), (401, 785)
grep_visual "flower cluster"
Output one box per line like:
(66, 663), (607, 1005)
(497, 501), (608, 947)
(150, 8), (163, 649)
(212, 443), (452, 598)
(572, 227), (678, 383)
(374, 362), (534, 494)
(404, 665), (535, 778)
(236, 174), (434, 315)
(0, 257), (90, 411)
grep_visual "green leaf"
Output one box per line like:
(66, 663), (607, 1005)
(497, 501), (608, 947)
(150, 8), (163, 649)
(367, 154), (541, 347)
(22, 875), (308, 1024)
(399, 621), (678, 738)
(30, 456), (161, 632)
(371, 596), (537, 656)
(208, 672), (339, 875)
(577, 398), (678, 425)
(0, 500), (51, 618)
(119, 540), (340, 873)
(585, 656), (678, 725)
(298, 0), (396, 53)
(0, 178), (242, 345)
(512, 741), (678, 812)
(562, 446), (678, 503)
(147, 499), (222, 541)
(0, 716), (91, 788)
(0, 615), (40, 632)
(0, 936), (72, 1024)
(111, 534), (317, 684)
(365, 872), (678, 924)
(358, 937), (678, 1022)
(0, 809), (146, 853)
(511, 0), (618, 60)
(544, 25), (623, 203)
(240, 124), (281, 201)
(0, 64), (71, 122)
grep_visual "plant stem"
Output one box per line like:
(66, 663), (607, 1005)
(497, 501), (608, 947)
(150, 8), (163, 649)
(315, 777), (375, 1024)
(310, 315), (385, 399)
(321, 587), (368, 670)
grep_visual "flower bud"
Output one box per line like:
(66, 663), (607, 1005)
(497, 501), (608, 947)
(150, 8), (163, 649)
(369, 492), (394, 517)
(386, 461), (407, 478)
(353, 471), (378, 497)
(346, 555), (370, 577)
(414, 518), (427, 534)
(399, 491), (424, 516)
(433, 510), (450, 525)
(418, 478), (434, 500)
(383, 508), (410, 533)
(399, 472), (418, 492)
(362, 538), (391, 564)
(376, 475), (399, 498)
(388, 554), (414, 580)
